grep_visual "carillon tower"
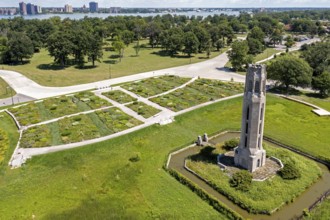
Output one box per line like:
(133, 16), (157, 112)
(234, 64), (267, 172)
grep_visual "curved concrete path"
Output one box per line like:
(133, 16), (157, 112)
(0, 52), (244, 101)
(0, 37), (319, 103)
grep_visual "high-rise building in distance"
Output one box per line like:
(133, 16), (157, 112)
(26, 3), (35, 15)
(19, 2), (27, 15)
(89, 2), (98, 13)
(64, 4), (73, 13)
(19, 2), (42, 15)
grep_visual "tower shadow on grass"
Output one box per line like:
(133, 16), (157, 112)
(189, 146), (218, 164)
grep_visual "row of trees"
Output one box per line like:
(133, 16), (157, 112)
(0, 10), (327, 66)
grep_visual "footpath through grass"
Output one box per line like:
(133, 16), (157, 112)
(0, 94), (329, 219)
(3, 41), (224, 87)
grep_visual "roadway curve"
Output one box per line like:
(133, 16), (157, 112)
(0, 52), (244, 101)
(0, 37), (319, 104)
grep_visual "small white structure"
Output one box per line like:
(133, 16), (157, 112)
(234, 64), (267, 172)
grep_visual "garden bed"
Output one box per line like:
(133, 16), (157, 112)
(9, 92), (112, 126)
(102, 90), (137, 104)
(126, 102), (161, 118)
(185, 144), (322, 214)
(122, 75), (190, 97)
(20, 124), (53, 148)
(96, 108), (142, 133)
(58, 114), (101, 144)
(8, 103), (43, 126)
(150, 79), (244, 111)
(20, 107), (142, 148)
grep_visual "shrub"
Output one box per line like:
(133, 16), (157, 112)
(278, 162), (301, 179)
(230, 170), (252, 192)
(72, 116), (82, 122)
(223, 138), (239, 151)
(129, 152), (141, 162)
(50, 104), (57, 110)
(61, 130), (72, 137)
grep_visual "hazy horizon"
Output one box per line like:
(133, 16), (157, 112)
(2, 0), (330, 8)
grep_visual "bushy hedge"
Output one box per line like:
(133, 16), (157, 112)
(230, 170), (253, 192)
(223, 138), (239, 150)
(278, 162), (301, 180)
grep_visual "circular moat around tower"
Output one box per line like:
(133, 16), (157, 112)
(218, 151), (282, 181)
(167, 131), (330, 220)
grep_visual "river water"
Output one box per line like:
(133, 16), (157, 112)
(168, 132), (330, 220)
(0, 11), (239, 20)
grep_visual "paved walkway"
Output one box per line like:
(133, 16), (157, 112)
(0, 38), (319, 105)
(0, 52), (244, 101)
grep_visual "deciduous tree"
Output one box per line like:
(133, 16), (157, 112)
(267, 55), (313, 92)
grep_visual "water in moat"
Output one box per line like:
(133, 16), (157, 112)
(168, 132), (330, 220)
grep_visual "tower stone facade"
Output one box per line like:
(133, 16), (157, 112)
(234, 64), (267, 172)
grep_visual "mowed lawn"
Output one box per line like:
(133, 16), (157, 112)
(0, 78), (16, 99)
(225, 48), (279, 69)
(291, 93), (330, 112)
(3, 41), (225, 87)
(0, 94), (329, 219)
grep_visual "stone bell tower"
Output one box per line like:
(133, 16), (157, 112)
(234, 64), (267, 172)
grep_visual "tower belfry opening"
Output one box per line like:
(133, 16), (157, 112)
(234, 64), (267, 172)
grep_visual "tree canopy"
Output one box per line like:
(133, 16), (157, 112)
(267, 55), (313, 91)
(227, 40), (252, 71)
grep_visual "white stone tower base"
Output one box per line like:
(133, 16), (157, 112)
(234, 147), (266, 172)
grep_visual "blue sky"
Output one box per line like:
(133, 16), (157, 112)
(3, 0), (330, 8)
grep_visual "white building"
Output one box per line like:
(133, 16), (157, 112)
(64, 4), (73, 13)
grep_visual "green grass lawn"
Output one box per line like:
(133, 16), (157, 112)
(264, 95), (330, 163)
(0, 94), (329, 219)
(3, 41), (224, 87)
(290, 93), (330, 112)
(0, 78), (16, 99)
(305, 197), (330, 220)
(0, 122), (10, 164)
(253, 48), (278, 62)
(225, 48), (279, 70)
(0, 112), (19, 172)
(186, 144), (321, 213)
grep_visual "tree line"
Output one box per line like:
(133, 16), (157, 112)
(0, 10), (328, 68)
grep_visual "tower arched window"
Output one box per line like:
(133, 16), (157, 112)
(246, 106), (250, 121)
(249, 80), (253, 92)
(255, 81), (260, 93)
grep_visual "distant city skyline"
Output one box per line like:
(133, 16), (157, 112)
(1, 0), (329, 8)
